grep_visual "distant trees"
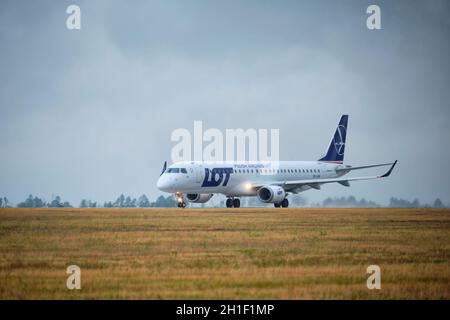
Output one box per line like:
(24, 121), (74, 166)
(387, 197), (447, 208)
(7, 193), (446, 209)
(103, 194), (172, 208)
(48, 196), (72, 208)
(433, 198), (445, 208)
(113, 194), (126, 207)
(152, 195), (176, 207)
(138, 194), (151, 207)
(17, 195), (47, 208)
(290, 195), (308, 207)
(389, 197), (421, 208)
(0, 197), (9, 208)
(103, 201), (113, 208)
(80, 199), (96, 208)
(322, 196), (380, 208)
(0, 197), (10, 208)
(16, 195), (72, 208)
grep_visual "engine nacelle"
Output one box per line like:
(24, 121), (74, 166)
(186, 193), (213, 203)
(257, 186), (286, 203)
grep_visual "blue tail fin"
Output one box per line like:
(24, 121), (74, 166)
(319, 115), (348, 163)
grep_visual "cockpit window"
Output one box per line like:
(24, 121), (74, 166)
(167, 168), (180, 173)
(180, 168), (187, 174)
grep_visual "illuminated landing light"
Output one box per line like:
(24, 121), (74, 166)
(245, 183), (252, 191)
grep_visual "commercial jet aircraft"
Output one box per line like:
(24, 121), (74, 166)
(157, 115), (397, 208)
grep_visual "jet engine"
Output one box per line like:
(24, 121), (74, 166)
(257, 186), (286, 203)
(186, 193), (214, 203)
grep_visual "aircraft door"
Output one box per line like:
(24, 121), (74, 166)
(194, 165), (203, 184)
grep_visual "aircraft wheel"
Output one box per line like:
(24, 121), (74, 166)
(233, 198), (240, 208)
(274, 203), (281, 208)
(226, 198), (233, 208)
(281, 198), (289, 208)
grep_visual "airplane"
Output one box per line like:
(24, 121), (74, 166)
(157, 115), (397, 208)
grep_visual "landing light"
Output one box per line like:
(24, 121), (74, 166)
(245, 183), (252, 191)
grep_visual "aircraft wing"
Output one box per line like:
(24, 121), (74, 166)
(335, 162), (395, 173)
(252, 160), (397, 192)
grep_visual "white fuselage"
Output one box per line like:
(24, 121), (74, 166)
(157, 161), (347, 197)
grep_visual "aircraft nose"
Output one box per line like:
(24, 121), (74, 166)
(157, 175), (171, 192)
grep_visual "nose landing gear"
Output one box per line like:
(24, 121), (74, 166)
(226, 197), (240, 208)
(175, 192), (186, 208)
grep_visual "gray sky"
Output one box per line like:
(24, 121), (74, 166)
(1, 0), (449, 206)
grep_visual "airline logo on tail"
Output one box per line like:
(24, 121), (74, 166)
(334, 125), (346, 156)
(319, 115), (348, 163)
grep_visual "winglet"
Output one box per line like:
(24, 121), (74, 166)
(160, 161), (167, 176)
(380, 160), (397, 178)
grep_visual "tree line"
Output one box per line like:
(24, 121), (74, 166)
(3, 194), (176, 208)
(316, 196), (447, 208)
(0, 194), (447, 209)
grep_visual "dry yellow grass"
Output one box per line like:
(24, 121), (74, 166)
(0, 207), (449, 299)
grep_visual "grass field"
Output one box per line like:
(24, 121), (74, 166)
(0, 207), (449, 299)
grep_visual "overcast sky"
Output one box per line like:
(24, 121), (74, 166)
(1, 0), (449, 206)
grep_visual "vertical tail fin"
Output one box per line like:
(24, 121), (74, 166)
(319, 115), (348, 163)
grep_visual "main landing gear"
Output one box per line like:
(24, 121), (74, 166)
(274, 198), (289, 208)
(226, 198), (240, 208)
